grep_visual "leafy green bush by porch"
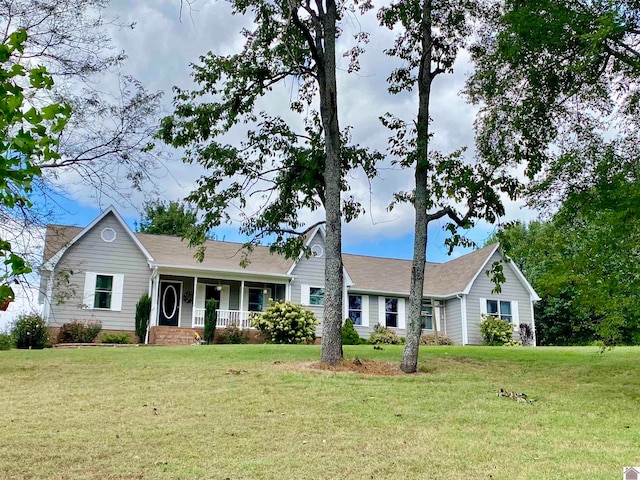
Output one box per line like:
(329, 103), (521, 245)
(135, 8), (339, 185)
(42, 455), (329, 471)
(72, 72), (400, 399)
(101, 333), (131, 344)
(369, 324), (401, 345)
(252, 300), (318, 344)
(480, 315), (514, 346)
(218, 325), (248, 344)
(12, 314), (49, 349)
(135, 293), (152, 343)
(57, 320), (102, 343)
(0, 332), (13, 350)
(204, 298), (218, 344)
(341, 318), (361, 345)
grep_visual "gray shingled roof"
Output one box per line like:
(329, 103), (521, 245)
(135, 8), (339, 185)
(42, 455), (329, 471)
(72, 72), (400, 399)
(343, 244), (497, 296)
(44, 223), (497, 295)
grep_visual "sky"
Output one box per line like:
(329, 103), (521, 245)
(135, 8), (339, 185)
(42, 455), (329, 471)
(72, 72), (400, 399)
(1, 0), (537, 328)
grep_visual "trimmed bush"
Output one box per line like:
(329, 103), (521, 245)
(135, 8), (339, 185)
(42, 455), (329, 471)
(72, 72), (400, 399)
(420, 332), (454, 345)
(368, 324), (401, 345)
(135, 293), (152, 343)
(12, 313), (49, 349)
(252, 300), (318, 344)
(341, 318), (361, 345)
(218, 325), (249, 344)
(57, 320), (102, 343)
(101, 333), (131, 344)
(0, 332), (13, 350)
(204, 298), (218, 344)
(479, 315), (514, 346)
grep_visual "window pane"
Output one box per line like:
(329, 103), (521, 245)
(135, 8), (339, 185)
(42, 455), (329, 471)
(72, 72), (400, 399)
(386, 312), (398, 328)
(95, 275), (113, 290)
(349, 310), (362, 326)
(309, 287), (325, 305)
(500, 301), (512, 316)
(94, 292), (111, 309)
(422, 315), (433, 330)
(248, 289), (263, 311)
(349, 295), (362, 310)
(501, 315), (513, 323)
(487, 300), (499, 315)
(385, 298), (398, 313)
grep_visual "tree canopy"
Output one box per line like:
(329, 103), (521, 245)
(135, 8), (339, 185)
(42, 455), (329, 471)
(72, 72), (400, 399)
(137, 200), (200, 238)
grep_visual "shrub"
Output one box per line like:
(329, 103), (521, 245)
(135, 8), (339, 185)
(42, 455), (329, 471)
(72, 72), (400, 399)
(0, 332), (13, 350)
(479, 315), (514, 346)
(519, 323), (535, 346)
(217, 324), (249, 344)
(101, 333), (131, 344)
(57, 320), (102, 343)
(204, 298), (218, 344)
(135, 293), (152, 343)
(420, 332), (454, 345)
(368, 324), (401, 345)
(12, 313), (49, 349)
(252, 300), (318, 344)
(341, 318), (360, 345)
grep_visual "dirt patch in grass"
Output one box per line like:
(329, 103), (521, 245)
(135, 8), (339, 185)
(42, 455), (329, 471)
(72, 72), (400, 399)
(303, 358), (404, 375)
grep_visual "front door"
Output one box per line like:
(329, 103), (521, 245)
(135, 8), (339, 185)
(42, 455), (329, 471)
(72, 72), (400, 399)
(159, 281), (181, 326)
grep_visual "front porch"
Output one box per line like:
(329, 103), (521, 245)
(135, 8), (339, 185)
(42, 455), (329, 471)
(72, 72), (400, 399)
(148, 271), (289, 331)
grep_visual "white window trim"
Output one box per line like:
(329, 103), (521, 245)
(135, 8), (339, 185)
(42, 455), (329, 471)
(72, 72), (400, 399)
(83, 272), (124, 311)
(100, 227), (117, 243)
(378, 297), (404, 329)
(301, 284), (324, 307)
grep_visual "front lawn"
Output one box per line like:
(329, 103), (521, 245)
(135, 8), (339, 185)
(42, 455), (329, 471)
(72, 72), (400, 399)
(1, 345), (638, 479)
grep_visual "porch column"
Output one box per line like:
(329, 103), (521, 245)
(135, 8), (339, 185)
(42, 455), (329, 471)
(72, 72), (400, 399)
(240, 279), (245, 312)
(150, 270), (160, 327)
(192, 276), (199, 327)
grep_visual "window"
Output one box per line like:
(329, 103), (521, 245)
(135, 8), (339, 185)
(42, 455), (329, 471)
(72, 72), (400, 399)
(100, 228), (116, 242)
(248, 288), (264, 311)
(94, 275), (113, 309)
(487, 299), (513, 323)
(310, 244), (324, 257)
(421, 299), (433, 330)
(348, 295), (362, 325)
(385, 298), (398, 328)
(309, 287), (325, 306)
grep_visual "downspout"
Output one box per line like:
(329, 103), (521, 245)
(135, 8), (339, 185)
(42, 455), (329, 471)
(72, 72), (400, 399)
(457, 294), (468, 345)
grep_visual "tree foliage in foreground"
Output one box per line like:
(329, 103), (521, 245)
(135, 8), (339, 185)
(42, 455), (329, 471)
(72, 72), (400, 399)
(1, 30), (71, 304)
(161, 0), (381, 364)
(495, 159), (640, 345)
(379, 0), (522, 373)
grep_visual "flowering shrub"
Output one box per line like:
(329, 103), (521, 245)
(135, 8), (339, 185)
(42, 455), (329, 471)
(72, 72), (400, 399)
(368, 324), (401, 345)
(57, 320), (102, 343)
(479, 315), (514, 346)
(419, 332), (454, 345)
(251, 300), (318, 344)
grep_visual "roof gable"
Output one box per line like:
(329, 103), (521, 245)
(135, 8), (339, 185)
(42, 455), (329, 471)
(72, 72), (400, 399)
(42, 206), (154, 270)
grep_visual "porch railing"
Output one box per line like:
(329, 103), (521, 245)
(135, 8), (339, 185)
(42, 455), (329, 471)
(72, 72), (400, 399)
(193, 308), (254, 329)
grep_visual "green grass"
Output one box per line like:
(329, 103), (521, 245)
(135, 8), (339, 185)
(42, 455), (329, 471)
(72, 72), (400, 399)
(1, 345), (639, 479)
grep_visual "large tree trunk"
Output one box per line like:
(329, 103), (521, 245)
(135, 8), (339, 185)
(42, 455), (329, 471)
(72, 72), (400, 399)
(319, 0), (344, 365)
(401, 0), (432, 373)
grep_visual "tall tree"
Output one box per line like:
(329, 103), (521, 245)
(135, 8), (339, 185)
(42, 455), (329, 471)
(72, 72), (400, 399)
(1, 30), (71, 305)
(379, 0), (518, 373)
(160, 0), (379, 364)
(137, 200), (199, 238)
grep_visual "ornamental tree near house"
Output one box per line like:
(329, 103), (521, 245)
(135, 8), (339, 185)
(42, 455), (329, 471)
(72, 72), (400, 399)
(379, 0), (520, 373)
(0, 30), (71, 305)
(161, 0), (381, 365)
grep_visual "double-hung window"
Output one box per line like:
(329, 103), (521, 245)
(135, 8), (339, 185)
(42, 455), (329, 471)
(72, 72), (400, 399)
(94, 275), (113, 309)
(348, 295), (363, 325)
(421, 299), (433, 330)
(309, 287), (325, 306)
(486, 300), (513, 323)
(385, 298), (398, 328)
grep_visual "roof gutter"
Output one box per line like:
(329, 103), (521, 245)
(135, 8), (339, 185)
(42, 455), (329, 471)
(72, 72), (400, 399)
(147, 262), (294, 280)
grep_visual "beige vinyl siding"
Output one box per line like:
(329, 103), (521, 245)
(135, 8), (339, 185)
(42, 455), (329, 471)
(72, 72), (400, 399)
(290, 230), (326, 322)
(48, 213), (151, 331)
(444, 298), (463, 344)
(465, 250), (534, 345)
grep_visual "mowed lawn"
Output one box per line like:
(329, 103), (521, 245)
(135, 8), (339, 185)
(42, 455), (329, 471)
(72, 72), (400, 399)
(1, 345), (639, 479)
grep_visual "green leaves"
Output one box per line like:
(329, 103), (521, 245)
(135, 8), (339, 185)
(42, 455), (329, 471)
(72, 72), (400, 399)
(0, 30), (70, 302)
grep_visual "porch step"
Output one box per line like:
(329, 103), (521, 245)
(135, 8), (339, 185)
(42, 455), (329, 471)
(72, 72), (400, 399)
(149, 326), (203, 346)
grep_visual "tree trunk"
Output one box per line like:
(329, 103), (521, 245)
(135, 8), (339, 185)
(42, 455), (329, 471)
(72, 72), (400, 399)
(319, 0), (344, 365)
(401, 0), (433, 373)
